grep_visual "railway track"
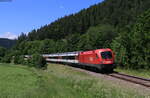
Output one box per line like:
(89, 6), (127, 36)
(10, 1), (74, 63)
(108, 72), (150, 88)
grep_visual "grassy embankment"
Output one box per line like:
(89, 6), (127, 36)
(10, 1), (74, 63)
(115, 67), (150, 78)
(0, 63), (149, 98)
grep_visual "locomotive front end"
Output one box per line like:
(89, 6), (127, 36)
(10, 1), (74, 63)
(97, 49), (115, 71)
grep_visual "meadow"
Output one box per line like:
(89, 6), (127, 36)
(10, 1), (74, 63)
(0, 63), (149, 98)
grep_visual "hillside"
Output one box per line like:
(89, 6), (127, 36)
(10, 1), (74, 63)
(25, 0), (150, 40)
(0, 38), (16, 48)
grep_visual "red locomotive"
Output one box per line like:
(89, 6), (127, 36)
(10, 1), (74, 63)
(43, 48), (115, 71)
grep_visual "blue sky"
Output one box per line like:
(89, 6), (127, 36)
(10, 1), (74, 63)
(0, 0), (103, 39)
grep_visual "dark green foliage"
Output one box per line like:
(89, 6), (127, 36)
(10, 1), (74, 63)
(0, 49), (14, 63)
(66, 34), (80, 51)
(77, 24), (116, 50)
(13, 51), (24, 64)
(54, 40), (68, 53)
(22, 0), (150, 41)
(30, 53), (47, 69)
(14, 40), (41, 55)
(0, 47), (7, 61)
(111, 9), (150, 69)
(17, 33), (27, 43)
(39, 39), (56, 54)
(130, 9), (150, 69)
(14, 55), (24, 64)
(1, 54), (12, 63)
(14, 39), (68, 55)
(111, 32), (130, 67)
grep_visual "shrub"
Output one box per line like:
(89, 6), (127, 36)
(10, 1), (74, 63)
(30, 53), (47, 69)
(14, 55), (24, 64)
(1, 54), (12, 63)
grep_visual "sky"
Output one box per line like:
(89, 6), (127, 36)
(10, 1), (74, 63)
(0, 0), (104, 39)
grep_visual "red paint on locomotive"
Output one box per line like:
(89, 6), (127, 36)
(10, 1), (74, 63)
(78, 48), (115, 65)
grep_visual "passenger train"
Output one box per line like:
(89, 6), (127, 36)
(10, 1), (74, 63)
(42, 48), (116, 71)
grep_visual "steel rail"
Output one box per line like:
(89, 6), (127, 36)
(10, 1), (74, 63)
(109, 73), (150, 88)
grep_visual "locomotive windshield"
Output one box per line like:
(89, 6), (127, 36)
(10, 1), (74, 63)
(101, 51), (112, 59)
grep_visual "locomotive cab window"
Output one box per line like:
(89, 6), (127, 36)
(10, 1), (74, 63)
(101, 51), (112, 59)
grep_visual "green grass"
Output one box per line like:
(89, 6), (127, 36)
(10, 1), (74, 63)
(0, 63), (149, 98)
(0, 63), (38, 97)
(115, 67), (150, 78)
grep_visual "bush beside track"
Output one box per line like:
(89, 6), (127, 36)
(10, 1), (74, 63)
(13, 53), (47, 69)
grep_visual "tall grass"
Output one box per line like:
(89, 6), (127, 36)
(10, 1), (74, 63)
(0, 63), (39, 97)
(0, 63), (149, 98)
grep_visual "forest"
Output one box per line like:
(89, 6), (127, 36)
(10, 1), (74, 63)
(0, 0), (149, 69)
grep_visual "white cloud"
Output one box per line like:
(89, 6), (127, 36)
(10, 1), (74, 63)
(0, 32), (17, 39)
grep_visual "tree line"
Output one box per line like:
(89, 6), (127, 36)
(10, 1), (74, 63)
(25, 0), (149, 41)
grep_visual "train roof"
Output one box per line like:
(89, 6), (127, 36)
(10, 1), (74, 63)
(79, 48), (112, 54)
(43, 51), (82, 57)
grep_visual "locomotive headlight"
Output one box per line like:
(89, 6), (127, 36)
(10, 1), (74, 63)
(101, 61), (112, 64)
(106, 61), (112, 63)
